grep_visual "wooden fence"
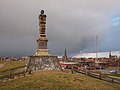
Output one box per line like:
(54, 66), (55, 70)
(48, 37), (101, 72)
(0, 65), (32, 83)
(72, 66), (120, 84)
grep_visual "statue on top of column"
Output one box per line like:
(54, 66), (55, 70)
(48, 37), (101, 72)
(41, 10), (44, 15)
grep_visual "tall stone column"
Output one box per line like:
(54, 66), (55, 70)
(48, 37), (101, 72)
(34, 10), (50, 56)
(27, 10), (61, 71)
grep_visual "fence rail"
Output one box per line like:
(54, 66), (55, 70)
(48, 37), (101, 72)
(0, 65), (26, 73)
(72, 66), (120, 84)
(0, 65), (32, 83)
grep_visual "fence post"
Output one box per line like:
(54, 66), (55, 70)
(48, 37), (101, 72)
(28, 69), (32, 74)
(85, 65), (87, 75)
(111, 78), (114, 83)
(8, 69), (10, 79)
(71, 65), (74, 74)
(99, 73), (102, 79)
(85, 69), (87, 75)
(23, 71), (26, 76)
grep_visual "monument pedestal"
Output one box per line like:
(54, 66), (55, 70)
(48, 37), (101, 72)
(27, 56), (61, 70)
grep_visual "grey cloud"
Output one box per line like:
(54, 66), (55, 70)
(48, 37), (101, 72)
(0, 0), (120, 56)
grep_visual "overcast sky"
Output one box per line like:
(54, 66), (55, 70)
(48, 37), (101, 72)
(0, 0), (120, 57)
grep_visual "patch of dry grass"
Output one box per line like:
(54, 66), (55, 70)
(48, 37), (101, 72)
(0, 71), (120, 90)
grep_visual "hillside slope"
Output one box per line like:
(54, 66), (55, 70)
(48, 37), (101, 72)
(0, 71), (120, 90)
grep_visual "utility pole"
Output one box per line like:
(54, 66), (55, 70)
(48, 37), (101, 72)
(94, 35), (98, 69)
(96, 35), (98, 62)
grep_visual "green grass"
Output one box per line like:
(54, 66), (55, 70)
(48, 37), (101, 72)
(0, 61), (26, 71)
(109, 74), (120, 77)
(0, 61), (6, 64)
(89, 70), (120, 78)
(0, 61), (26, 76)
(0, 71), (120, 90)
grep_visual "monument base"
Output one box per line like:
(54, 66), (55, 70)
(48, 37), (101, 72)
(27, 56), (62, 71)
(34, 49), (50, 56)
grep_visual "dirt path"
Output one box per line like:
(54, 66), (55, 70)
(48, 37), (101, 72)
(0, 63), (6, 69)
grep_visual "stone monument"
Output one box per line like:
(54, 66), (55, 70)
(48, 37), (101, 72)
(34, 10), (49, 56)
(27, 10), (61, 71)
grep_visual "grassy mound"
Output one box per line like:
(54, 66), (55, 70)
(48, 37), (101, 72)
(0, 71), (120, 90)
